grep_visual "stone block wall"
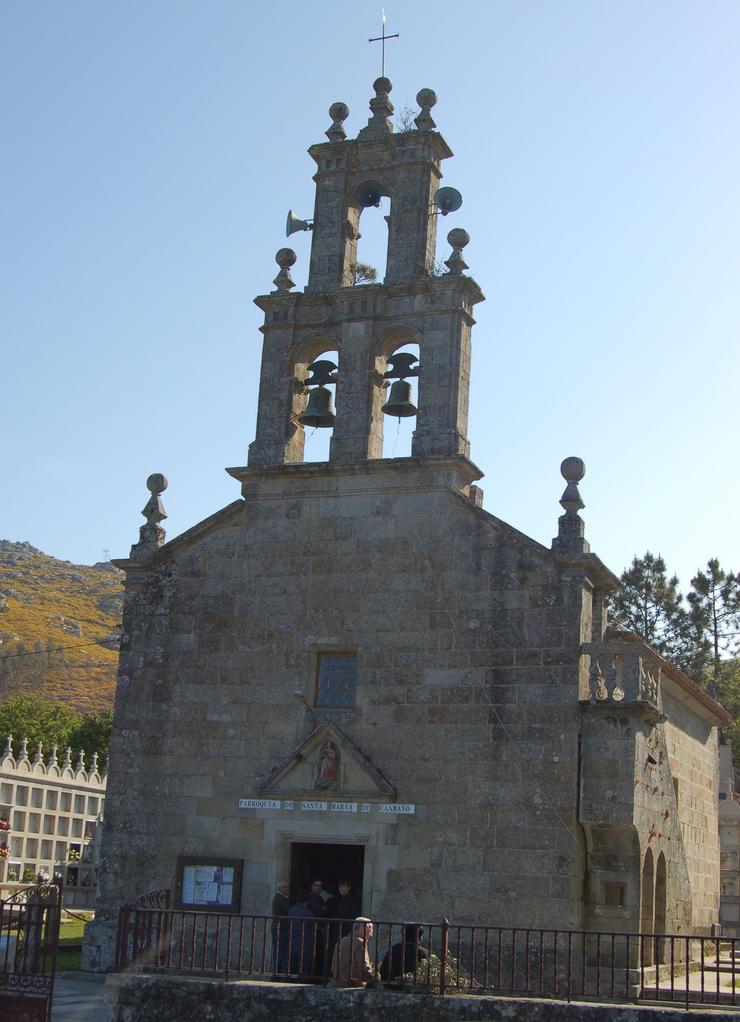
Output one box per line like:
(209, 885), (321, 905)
(85, 458), (594, 970)
(663, 688), (720, 932)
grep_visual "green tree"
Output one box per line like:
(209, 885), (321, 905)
(353, 262), (377, 284)
(712, 658), (740, 765)
(0, 694), (79, 758)
(610, 552), (707, 677)
(68, 709), (113, 766)
(688, 559), (740, 698)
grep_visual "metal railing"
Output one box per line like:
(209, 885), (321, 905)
(114, 904), (740, 1010)
(0, 879), (63, 1022)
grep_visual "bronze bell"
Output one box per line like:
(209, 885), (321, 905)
(298, 385), (335, 428)
(381, 379), (417, 418)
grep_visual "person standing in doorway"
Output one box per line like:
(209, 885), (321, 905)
(287, 890), (316, 978)
(308, 877), (329, 976)
(328, 876), (359, 959)
(328, 877), (359, 937)
(271, 880), (291, 975)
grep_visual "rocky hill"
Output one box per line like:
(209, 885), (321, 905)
(0, 540), (122, 712)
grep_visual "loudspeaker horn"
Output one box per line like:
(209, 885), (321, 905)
(286, 210), (314, 237)
(433, 187), (463, 216)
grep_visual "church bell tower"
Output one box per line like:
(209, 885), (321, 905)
(245, 78), (485, 471)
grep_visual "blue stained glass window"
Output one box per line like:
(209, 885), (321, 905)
(316, 654), (357, 707)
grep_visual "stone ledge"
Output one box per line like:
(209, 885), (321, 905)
(104, 973), (740, 1022)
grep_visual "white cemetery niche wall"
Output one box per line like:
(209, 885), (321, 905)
(0, 737), (106, 908)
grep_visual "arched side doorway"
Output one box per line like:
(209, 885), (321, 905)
(655, 852), (667, 964)
(641, 847), (655, 965)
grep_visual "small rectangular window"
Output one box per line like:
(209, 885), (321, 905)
(316, 653), (357, 707)
(603, 881), (625, 907)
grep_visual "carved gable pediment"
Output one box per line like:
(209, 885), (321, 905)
(257, 723), (395, 800)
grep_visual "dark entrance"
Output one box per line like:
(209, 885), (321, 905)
(289, 842), (365, 908)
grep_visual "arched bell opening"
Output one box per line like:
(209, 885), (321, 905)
(343, 179), (392, 287)
(368, 326), (422, 460)
(288, 335), (339, 464)
(353, 197), (390, 286)
(380, 342), (420, 458)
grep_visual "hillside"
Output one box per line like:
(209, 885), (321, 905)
(0, 540), (122, 712)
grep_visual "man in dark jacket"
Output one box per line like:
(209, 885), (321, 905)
(328, 877), (359, 935)
(328, 876), (359, 955)
(308, 877), (329, 976)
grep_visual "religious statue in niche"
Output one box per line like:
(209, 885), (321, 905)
(314, 740), (339, 790)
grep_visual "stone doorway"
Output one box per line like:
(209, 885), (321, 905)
(289, 841), (365, 908)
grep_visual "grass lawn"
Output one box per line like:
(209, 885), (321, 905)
(43, 915), (90, 973)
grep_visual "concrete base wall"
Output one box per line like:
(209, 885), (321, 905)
(105, 974), (740, 1022)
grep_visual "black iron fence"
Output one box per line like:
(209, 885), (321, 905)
(115, 903), (740, 1010)
(0, 879), (63, 1022)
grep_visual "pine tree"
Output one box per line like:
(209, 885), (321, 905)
(610, 552), (708, 677)
(688, 559), (740, 698)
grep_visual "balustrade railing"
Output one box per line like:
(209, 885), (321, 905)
(115, 904), (740, 1010)
(582, 640), (664, 722)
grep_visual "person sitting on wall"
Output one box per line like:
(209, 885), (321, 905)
(286, 890), (316, 978)
(379, 923), (428, 982)
(271, 880), (291, 975)
(329, 917), (378, 988)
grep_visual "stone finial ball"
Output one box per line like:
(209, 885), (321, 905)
(560, 457), (585, 483)
(416, 88), (437, 109)
(275, 248), (297, 268)
(447, 228), (470, 249)
(329, 101), (349, 122)
(373, 76), (392, 95)
(146, 473), (168, 495)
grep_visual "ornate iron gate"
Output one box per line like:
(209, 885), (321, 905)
(0, 879), (63, 1022)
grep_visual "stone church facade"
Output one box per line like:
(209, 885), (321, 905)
(83, 78), (728, 971)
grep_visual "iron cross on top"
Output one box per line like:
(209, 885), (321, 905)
(369, 12), (399, 78)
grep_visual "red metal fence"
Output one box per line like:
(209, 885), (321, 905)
(115, 903), (740, 1011)
(0, 880), (63, 1022)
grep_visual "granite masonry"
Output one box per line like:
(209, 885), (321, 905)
(83, 78), (729, 974)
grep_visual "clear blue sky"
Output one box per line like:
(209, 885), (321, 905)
(3, 1), (738, 594)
